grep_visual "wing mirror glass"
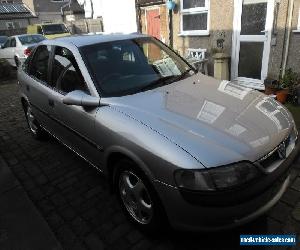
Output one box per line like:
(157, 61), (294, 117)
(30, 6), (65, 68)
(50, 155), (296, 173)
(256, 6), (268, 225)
(63, 90), (100, 107)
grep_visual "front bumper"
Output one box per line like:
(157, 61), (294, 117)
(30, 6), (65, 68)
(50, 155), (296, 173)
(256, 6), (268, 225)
(154, 141), (299, 231)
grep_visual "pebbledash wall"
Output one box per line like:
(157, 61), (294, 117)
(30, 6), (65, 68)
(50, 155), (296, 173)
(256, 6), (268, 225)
(137, 0), (300, 79)
(22, 0), (66, 23)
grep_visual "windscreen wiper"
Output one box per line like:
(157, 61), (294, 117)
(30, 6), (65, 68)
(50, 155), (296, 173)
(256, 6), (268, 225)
(140, 75), (178, 92)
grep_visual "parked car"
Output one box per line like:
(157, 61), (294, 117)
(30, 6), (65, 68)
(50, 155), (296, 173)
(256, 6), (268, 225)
(27, 23), (71, 39)
(0, 36), (8, 47)
(0, 34), (46, 67)
(18, 34), (299, 231)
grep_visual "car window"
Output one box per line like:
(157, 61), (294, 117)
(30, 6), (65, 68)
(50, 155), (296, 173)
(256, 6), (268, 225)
(42, 24), (68, 35)
(29, 45), (51, 83)
(3, 38), (10, 48)
(80, 38), (191, 97)
(58, 65), (87, 94)
(52, 46), (87, 94)
(10, 38), (16, 47)
(37, 26), (43, 35)
(0, 36), (7, 44)
(19, 35), (45, 45)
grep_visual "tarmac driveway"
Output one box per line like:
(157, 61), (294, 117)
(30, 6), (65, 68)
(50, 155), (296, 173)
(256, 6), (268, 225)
(0, 79), (299, 250)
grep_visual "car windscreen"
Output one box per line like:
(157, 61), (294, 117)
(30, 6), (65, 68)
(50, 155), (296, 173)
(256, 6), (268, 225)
(42, 24), (68, 35)
(19, 35), (46, 45)
(80, 37), (194, 97)
(0, 36), (7, 44)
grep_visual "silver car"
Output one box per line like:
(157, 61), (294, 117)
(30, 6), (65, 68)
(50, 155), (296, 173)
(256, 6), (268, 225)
(18, 34), (299, 231)
(0, 34), (45, 67)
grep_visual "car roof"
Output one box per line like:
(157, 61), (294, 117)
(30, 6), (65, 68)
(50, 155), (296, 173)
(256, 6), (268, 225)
(42, 33), (150, 48)
(9, 34), (44, 39)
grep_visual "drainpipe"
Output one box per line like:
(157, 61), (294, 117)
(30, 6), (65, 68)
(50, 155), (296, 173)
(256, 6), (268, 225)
(282, 0), (294, 77)
(169, 9), (173, 48)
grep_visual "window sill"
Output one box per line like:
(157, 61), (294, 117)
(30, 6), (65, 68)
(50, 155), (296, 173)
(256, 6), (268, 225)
(178, 31), (210, 37)
(292, 30), (300, 33)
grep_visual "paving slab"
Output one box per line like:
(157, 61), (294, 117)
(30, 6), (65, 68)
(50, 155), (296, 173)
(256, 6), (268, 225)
(0, 155), (62, 250)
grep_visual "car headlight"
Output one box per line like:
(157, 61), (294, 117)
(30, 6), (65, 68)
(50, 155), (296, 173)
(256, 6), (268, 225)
(174, 162), (259, 191)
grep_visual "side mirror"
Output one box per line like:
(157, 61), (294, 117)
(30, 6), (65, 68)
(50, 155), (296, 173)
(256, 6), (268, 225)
(63, 90), (100, 107)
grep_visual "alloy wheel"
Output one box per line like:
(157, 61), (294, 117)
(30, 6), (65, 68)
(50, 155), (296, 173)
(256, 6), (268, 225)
(26, 106), (38, 134)
(119, 170), (153, 224)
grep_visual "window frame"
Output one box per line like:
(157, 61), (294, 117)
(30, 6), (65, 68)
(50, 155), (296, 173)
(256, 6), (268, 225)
(28, 45), (52, 86)
(10, 38), (16, 47)
(6, 21), (14, 30)
(179, 0), (210, 36)
(50, 45), (90, 95)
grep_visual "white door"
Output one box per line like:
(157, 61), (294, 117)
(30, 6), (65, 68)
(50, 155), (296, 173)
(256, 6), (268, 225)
(231, 0), (275, 89)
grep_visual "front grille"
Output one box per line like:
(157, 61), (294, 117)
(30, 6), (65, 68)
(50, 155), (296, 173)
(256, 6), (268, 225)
(258, 134), (291, 169)
(259, 150), (281, 169)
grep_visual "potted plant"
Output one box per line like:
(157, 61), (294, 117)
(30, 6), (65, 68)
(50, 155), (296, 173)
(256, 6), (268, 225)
(295, 83), (300, 105)
(277, 68), (299, 104)
(264, 77), (280, 95)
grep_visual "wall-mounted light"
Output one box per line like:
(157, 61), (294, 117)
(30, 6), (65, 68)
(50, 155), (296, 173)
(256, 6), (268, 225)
(166, 0), (176, 11)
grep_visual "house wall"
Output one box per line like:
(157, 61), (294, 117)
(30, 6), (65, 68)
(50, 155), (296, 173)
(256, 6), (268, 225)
(267, 0), (289, 79)
(171, 0), (234, 75)
(0, 18), (31, 31)
(22, 0), (65, 23)
(138, 0), (300, 79)
(78, 0), (137, 33)
(286, 0), (300, 74)
(138, 1), (234, 75)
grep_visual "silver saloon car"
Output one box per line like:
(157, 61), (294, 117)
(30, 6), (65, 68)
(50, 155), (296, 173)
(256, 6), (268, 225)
(18, 34), (299, 231)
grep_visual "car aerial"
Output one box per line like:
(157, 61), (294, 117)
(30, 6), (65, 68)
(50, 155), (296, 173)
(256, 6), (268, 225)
(0, 34), (46, 67)
(0, 35), (8, 47)
(18, 34), (299, 231)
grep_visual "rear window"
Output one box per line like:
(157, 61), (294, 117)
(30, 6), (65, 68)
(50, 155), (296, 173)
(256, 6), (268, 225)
(19, 35), (45, 45)
(42, 24), (68, 35)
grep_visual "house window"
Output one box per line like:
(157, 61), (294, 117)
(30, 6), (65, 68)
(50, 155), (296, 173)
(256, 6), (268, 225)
(180, 0), (210, 36)
(6, 22), (14, 30)
(6, 21), (19, 30)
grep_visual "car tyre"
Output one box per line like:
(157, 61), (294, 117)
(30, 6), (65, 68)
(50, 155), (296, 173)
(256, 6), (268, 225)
(114, 158), (166, 232)
(24, 102), (48, 140)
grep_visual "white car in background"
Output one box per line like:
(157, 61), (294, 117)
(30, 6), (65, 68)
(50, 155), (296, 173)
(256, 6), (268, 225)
(0, 34), (46, 67)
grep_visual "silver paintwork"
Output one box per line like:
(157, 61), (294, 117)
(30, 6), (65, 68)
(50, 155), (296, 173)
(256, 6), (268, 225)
(18, 34), (298, 231)
(63, 90), (100, 107)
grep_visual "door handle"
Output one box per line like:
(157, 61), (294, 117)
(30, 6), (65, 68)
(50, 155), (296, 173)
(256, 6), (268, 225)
(48, 99), (54, 107)
(26, 85), (30, 92)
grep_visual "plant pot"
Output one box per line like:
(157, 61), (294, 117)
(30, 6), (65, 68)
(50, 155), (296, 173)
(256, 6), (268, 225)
(264, 86), (279, 95)
(276, 89), (289, 104)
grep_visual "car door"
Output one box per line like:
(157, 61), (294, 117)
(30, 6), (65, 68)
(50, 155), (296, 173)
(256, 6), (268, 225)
(48, 46), (100, 166)
(0, 38), (13, 65)
(22, 45), (60, 134)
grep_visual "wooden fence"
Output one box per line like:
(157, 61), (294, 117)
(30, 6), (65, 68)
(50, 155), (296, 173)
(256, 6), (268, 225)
(66, 18), (103, 34)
